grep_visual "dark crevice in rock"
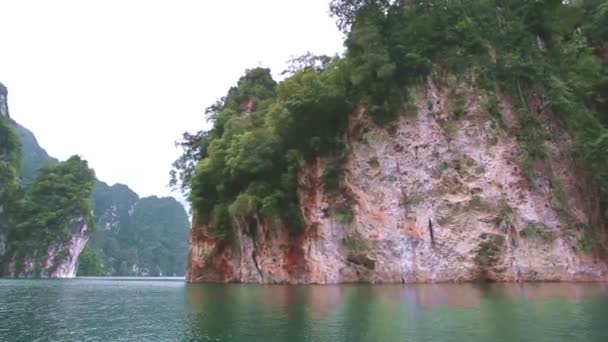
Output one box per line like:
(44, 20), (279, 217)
(347, 254), (376, 270)
(252, 251), (263, 281)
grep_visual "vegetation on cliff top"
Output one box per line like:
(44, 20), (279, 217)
(2, 95), (97, 276)
(14, 156), (96, 247)
(173, 0), (608, 242)
(1, 115), (96, 275)
(2, 155), (95, 273)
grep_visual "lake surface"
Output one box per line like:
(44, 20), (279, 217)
(1, 278), (608, 342)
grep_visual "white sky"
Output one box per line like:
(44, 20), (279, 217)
(0, 0), (344, 204)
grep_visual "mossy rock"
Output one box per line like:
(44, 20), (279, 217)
(520, 222), (556, 241)
(474, 233), (506, 268)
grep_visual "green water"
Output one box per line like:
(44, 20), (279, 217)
(0, 278), (607, 341)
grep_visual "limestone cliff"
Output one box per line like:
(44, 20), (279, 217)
(187, 80), (608, 284)
(0, 82), (11, 260)
(0, 82), (95, 278)
(0, 82), (9, 118)
(4, 219), (90, 278)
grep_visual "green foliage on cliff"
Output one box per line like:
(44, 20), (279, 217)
(6, 156), (95, 256)
(2, 95), (99, 275)
(0, 116), (21, 174)
(1, 147), (95, 275)
(329, 0), (608, 193)
(0, 114), (21, 235)
(76, 244), (106, 276)
(172, 66), (354, 240)
(173, 0), (608, 240)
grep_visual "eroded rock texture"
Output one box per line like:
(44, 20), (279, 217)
(187, 81), (607, 284)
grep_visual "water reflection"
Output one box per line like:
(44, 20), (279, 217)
(1, 279), (607, 342)
(184, 283), (608, 342)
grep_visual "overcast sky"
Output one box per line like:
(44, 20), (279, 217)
(0, 0), (343, 204)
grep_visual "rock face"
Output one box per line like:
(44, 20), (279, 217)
(0, 82), (9, 260)
(187, 81), (608, 284)
(47, 221), (90, 278)
(4, 219), (90, 278)
(0, 82), (9, 118)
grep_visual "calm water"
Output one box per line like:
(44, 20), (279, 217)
(1, 278), (608, 342)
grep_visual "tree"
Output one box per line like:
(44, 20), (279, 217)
(11, 155), (95, 251)
(329, 0), (394, 33)
(76, 245), (106, 276)
(281, 52), (336, 75)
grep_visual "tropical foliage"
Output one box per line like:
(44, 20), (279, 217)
(4, 156), (95, 260)
(76, 244), (106, 276)
(173, 0), (608, 243)
(171, 64), (354, 240)
(0, 147), (95, 275)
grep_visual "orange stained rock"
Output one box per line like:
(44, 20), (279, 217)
(401, 220), (422, 238)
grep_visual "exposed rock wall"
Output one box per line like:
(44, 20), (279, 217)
(0, 82), (9, 118)
(4, 220), (90, 278)
(187, 80), (607, 284)
(47, 222), (90, 278)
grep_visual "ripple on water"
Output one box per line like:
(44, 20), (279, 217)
(1, 280), (608, 342)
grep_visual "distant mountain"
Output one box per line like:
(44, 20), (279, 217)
(14, 123), (58, 184)
(13, 116), (190, 276)
(88, 184), (190, 276)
